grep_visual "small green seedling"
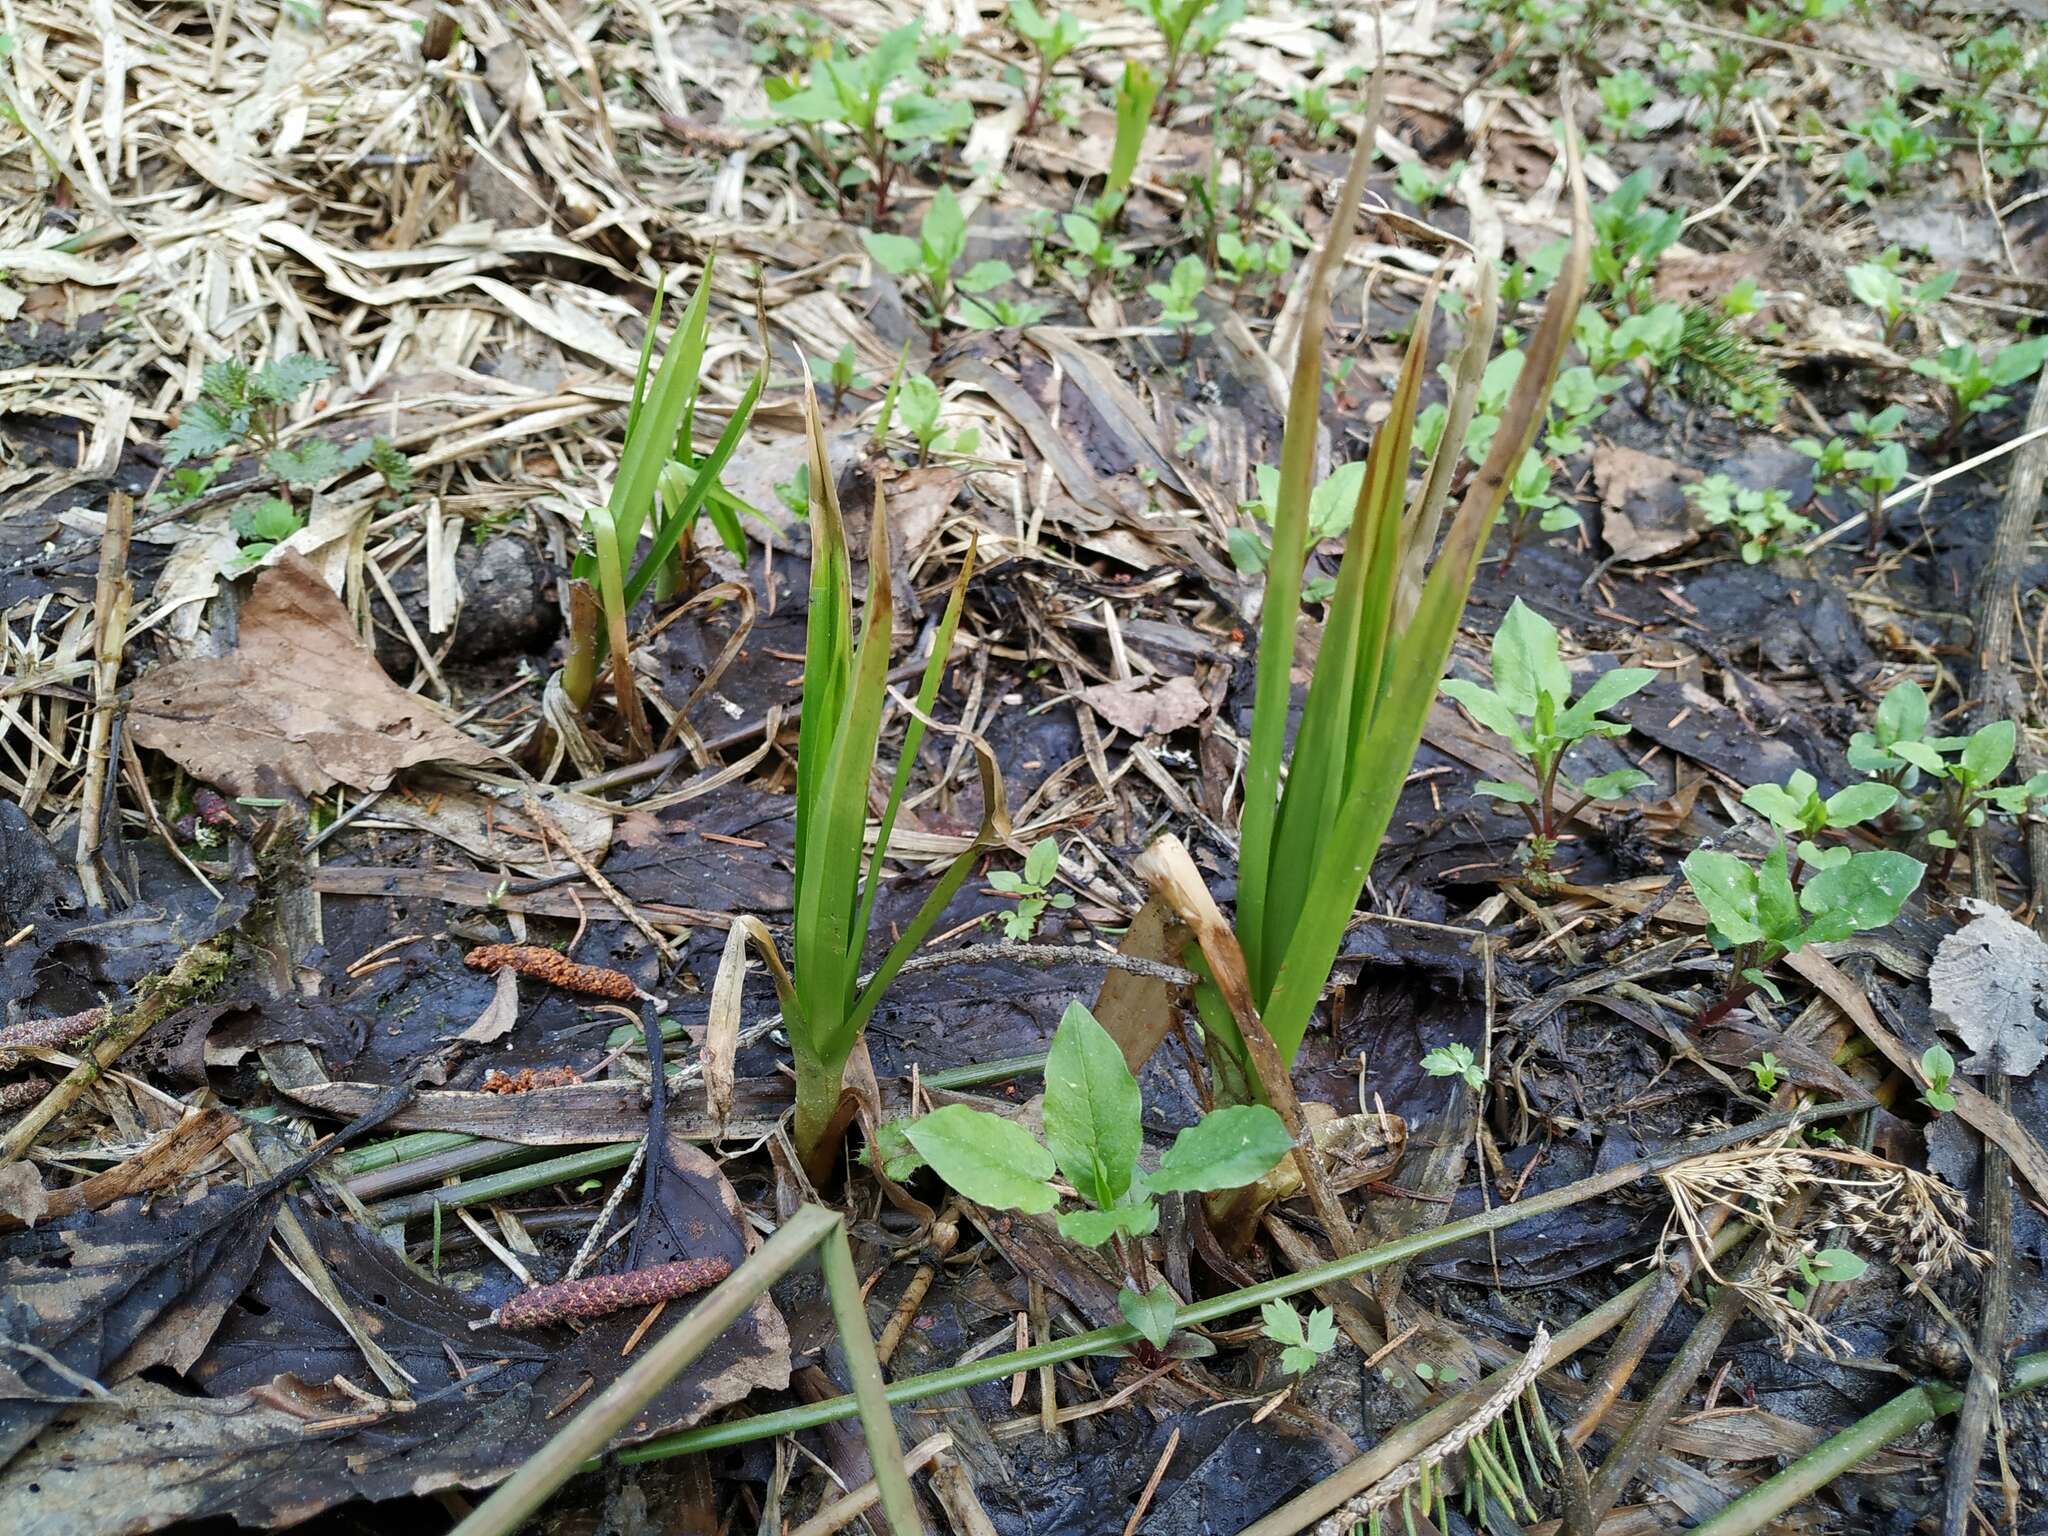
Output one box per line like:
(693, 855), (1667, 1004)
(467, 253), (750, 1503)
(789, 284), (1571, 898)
(894, 374), (980, 464)
(1506, 449), (1576, 547)
(958, 293), (1052, 330)
(1439, 599), (1656, 882)
(988, 836), (1075, 940)
(1849, 680), (1934, 788)
(1261, 1300), (1338, 1377)
(1060, 211), (1134, 281)
(1126, 0), (1240, 98)
(1394, 157), (1463, 208)
(1747, 1052), (1782, 1093)
(1740, 770), (1899, 871)
(900, 1001), (1292, 1346)
(1597, 69), (1655, 139)
(1215, 230), (1290, 296)
(1911, 336), (2048, 445)
(1843, 249), (1956, 348)
(1921, 1043), (1958, 1113)
(766, 22), (970, 217)
(1792, 405), (1907, 548)
(864, 187), (1015, 331)
(1788, 1246), (1867, 1307)
(1228, 458), (1367, 599)
(229, 496), (304, 568)
(1684, 475), (1816, 564)
(1421, 1042), (1485, 1094)
(1009, 0), (1085, 134)
(1147, 254), (1212, 357)
(819, 344), (868, 413)
(1893, 718), (2048, 879)
(1095, 60), (1159, 223)
(1682, 843), (1923, 1022)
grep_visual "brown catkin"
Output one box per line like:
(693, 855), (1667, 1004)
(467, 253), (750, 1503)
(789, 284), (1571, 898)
(0, 1008), (105, 1068)
(480, 1066), (582, 1094)
(493, 1257), (733, 1329)
(463, 944), (635, 1000)
(0, 1077), (52, 1112)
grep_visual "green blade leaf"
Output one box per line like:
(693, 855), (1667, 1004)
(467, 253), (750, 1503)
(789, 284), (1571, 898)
(904, 1105), (1058, 1213)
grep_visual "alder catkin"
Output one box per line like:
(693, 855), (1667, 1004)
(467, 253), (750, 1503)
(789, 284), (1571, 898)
(479, 1066), (582, 1094)
(463, 944), (635, 1000)
(0, 1008), (105, 1068)
(493, 1258), (733, 1328)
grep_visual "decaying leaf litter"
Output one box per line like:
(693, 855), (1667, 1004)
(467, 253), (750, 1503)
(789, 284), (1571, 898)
(3, 0), (2048, 1532)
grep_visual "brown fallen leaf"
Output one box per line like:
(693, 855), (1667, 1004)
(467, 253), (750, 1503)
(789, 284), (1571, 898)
(0, 1161), (47, 1227)
(1081, 674), (1209, 737)
(129, 554), (493, 798)
(1592, 442), (1698, 563)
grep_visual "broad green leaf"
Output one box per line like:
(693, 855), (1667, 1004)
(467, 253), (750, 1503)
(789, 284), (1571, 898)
(1119, 1281), (1178, 1348)
(1807, 1248), (1868, 1284)
(1580, 767), (1652, 800)
(248, 353), (334, 404)
(1557, 665), (1653, 736)
(1991, 336), (2048, 388)
(1302, 1306), (1338, 1353)
(1144, 1104), (1292, 1194)
(957, 259), (1014, 294)
(1800, 850), (1924, 933)
(1439, 679), (1523, 743)
(1024, 837), (1060, 886)
(887, 90), (971, 142)
(1741, 782), (1810, 831)
(1961, 720), (2015, 785)
(1889, 740), (1947, 776)
(903, 1105), (1057, 1212)
(1475, 779), (1538, 805)
(1260, 1299), (1306, 1346)
(1041, 1000), (1143, 1209)
(1060, 1200), (1159, 1246)
(1755, 845), (1801, 943)
(1874, 681), (1928, 745)
(921, 187), (968, 270)
(264, 439), (344, 488)
(161, 402), (242, 464)
(862, 232), (923, 274)
(1823, 781), (1898, 826)
(1683, 849), (1764, 945)
(1490, 598), (1569, 716)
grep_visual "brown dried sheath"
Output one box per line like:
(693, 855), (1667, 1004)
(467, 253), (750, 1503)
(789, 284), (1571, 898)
(493, 1258), (733, 1329)
(463, 944), (636, 1000)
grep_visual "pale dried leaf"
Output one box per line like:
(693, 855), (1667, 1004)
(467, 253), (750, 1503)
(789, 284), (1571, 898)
(1929, 900), (2048, 1077)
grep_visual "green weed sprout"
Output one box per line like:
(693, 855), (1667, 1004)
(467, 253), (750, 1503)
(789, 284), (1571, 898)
(1843, 249), (1955, 348)
(989, 837), (1075, 939)
(863, 187), (1015, 332)
(1885, 718), (2048, 881)
(1747, 1052), (1782, 1093)
(894, 374), (980, 464)
(1215, 229), (1290, 297)
(1597, 69), (1654, 139)
(1440, 599), (1655, 883)
(1126, 0), (1241, 100)
(1228, 459), (1368, 597)
(1147, 255), (1212, 357)
(1847, 679), (1934, 789)
(1394, 158), (1464, 208)
(1061, 211), (1134, 281)
(1261, 1300), (1339, 1377)
(564, 265), (763, 743)
(1740, 770), (1898, 871)
(1792, 404), (1906, 550)
(1911, 336), (2048, 445)
(1682, 843), (1922, 1025)
(1421, 1042), (1484, 1094)
(1096, 61), (1158, 223)
(736, 382), (1002, 1180)
(1920, 1044), (1957, 1113)
(1009, 0), (1085, 134)
(1183, 115), (1595, 1120)
(900, 1001), (1291, 1346)
(1683, 474), (1816, 564)
(766, 22), (970, 218)
(818, 344), (868, 414)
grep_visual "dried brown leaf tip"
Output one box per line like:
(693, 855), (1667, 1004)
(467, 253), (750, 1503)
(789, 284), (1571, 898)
(463, 944), (635, 1000)
(479, 1066), (582, 1094)
(493, 1258), (733, 1329)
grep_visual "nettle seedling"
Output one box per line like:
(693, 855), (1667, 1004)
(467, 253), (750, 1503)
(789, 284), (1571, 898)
(1215, 230), (1290, 298)
(1740, 770), (1899, 872)
(1060, 211), (1134, 283)
(988, 836), (1075, 940)
(1843, 249), (1956, 348)
(1421, 1041), (1485, 1094)
(1439, 599), (1655, 882)
(1920, 1044), (1958, 1113)
(766, 21), (970, 217)
(1597, 69), (1654, 139)
(1148, 255), (1212, 358)
(1747, 1052), (1783, 1093)
(1683, 474), (1816, 564)
(1911, 336), (2048, 446)
(1682, 843), (1923, 1024)
(900, 1002), (1293, 1349)
(1008, 0), (1085, 135)
(864, 187), (1015, 332)
(894, 374), (981, 464)
(1261, 1300), (1339, 1378)
(1888, 718), (2048, 880)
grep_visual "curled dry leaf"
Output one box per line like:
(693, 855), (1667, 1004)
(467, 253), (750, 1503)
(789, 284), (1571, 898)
(1928, 898), (2048, 1077)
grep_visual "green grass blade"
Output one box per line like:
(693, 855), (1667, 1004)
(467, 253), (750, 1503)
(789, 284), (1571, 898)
(623, 277), (666, 447)
(1236, 73), (1386, 1001)
(795, 378), (854, 953)
(623, 366), (764, 609)
(850, 537), (977, 958)
(611, 265), (716, 572)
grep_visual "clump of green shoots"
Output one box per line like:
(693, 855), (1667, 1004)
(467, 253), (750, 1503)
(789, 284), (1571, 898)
(1440, 599), (1655, 884)
(1227, 459), (1368, 599)
(1740, 769), (1898, 871)
(1162, 94), (1594, 1141)
(1126, 0), (1241, 102)
(729, 381), (999, 1180)
(1147, 255), (1212, 358)
(893, 374), (981, 464)
(1793, 404), (1907, 550)
(1215, 229), (1290, 300)
(863, 187), (1016, 333)
(560, 266), (763, 753)
(766, 22), (970, 218)
(1597, 68), (1654, 139)
(1060, 211), (1134, 283)
(899, 1001), (1291, 1352)
(1008, 0), (1085, 134)
(1683, 475), (1816, 564)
